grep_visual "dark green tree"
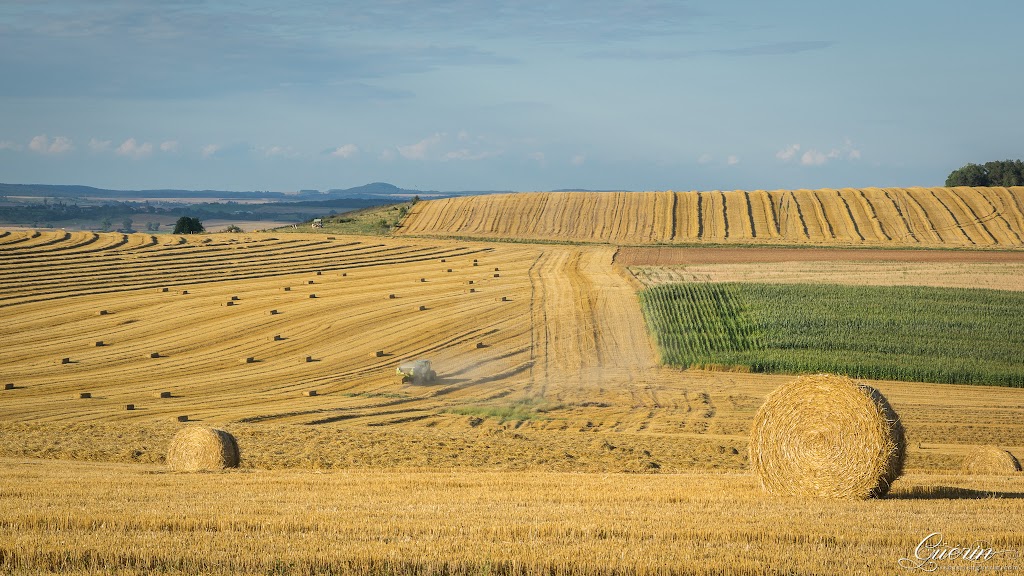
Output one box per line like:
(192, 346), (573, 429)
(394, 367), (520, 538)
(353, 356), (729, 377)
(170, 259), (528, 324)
(173, 216), (205, 234)
(946, 160), (1024, 187)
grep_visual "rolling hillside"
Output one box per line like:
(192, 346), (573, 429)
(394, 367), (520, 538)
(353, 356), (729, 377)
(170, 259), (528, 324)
(397, 187), (1024, 247)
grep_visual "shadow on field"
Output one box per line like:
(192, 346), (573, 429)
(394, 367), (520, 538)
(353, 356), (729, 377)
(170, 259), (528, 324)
(891, 486), (1024, 500)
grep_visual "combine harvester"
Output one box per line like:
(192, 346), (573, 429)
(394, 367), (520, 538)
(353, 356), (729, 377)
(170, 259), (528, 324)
(397, 360), (436, 384)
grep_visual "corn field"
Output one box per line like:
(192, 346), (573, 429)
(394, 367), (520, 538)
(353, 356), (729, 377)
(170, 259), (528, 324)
(639, 282), (1024, 386)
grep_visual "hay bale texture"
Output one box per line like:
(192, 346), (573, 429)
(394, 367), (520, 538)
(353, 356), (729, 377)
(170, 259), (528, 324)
(749, 374), (905, 499)
(166, 426), (239, 472)
(964, 446), (1021, 475)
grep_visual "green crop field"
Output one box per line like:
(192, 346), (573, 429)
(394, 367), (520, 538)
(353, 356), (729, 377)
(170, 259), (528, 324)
(638, 283), (1024, 387)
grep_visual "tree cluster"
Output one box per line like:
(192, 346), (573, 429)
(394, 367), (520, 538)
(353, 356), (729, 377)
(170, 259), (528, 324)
(173, 216), (205, 234)
(946, 160), (1024, 187)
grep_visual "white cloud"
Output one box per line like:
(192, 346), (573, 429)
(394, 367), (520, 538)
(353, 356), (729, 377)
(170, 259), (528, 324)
(800, 149), (830, 166)
(262, 145), (297, 158)
(201, 144), (221, 158)
(330, 144), (358, 158)
(727, 155), (740, 165)
(89, 138), (112, 152)
(457, 130), (470, 142)
(378, 148), (396, 161)
(528, 151), (546, 163)
(778, 140), (861, 166)
(397, 133), (443, 160)
(160, 140), (179, 153)
(116, 138), (153, 159)
(442, 148), (499, 161)
(775, 144), (800, 161)
(571, 154), (586, 166)
(0, 140), (23, 151)
(29, 134), (74, 154)
(697, 153), (713, 165)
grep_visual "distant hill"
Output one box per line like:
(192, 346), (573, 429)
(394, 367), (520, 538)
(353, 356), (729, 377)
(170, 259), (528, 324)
(0, 183), (288, 200)
(396, 187), (1024, 248)
(0, 182), (514, 202)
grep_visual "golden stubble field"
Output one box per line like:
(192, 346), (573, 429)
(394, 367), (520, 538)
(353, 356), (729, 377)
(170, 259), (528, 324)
(2, 225), (1024, 574)
(397, 187), (1024, 247)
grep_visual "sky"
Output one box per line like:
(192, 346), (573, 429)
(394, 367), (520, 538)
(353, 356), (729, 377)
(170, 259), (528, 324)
(1, 1), (1022, 193)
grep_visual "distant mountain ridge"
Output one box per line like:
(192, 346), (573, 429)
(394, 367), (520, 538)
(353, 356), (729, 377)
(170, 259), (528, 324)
(0, 182), (514, 201)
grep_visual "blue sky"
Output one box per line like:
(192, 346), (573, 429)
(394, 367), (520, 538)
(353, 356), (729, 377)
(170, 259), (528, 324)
(1, 1), (1022, 192)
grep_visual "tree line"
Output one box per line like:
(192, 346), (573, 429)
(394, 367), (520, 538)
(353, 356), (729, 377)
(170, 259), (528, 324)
(946, 160), (1024, 187)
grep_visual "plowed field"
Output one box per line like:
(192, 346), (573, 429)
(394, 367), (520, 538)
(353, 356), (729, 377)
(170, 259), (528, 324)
(397, 187), (1024, 247)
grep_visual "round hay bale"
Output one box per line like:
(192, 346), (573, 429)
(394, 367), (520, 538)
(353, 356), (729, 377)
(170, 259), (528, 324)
(749, 374), (905, 499)
(166, 427), (240, 472)
(964, 446), (1021, 475)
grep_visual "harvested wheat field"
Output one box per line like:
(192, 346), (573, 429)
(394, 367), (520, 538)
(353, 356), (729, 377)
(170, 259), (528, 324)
(398, 187), (1024, 247)
(2, 223), (1024, 574)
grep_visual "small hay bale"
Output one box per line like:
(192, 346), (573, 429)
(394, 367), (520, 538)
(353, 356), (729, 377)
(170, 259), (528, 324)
(79, 392), (91, 399)
(242, 357), (255, 364)
(446, 268), (453, 272)
(231, 296), (240, 301)
(61, 357), (72, 364)
(476, 342), (486, 349)
(494, 267), (499, 271)
(181, 290), (189, 295)
(316, 271), (322, 275)
(307, 280), (314, 285)
(375, 350), (385, 358)
(440, 259), (446, 263)
(342, 272), (347, 277)
(305, 356), (314, 363)
(473, 262), (479, 266)
(166, 427), (239, 472)
(3, 383), (14, 390)
(273, 335), (284, 341)
(500, 296), (509, 302)
(388, 294), (396, 299)
(493, 273), (500, 278)
(749, 374), (905, 499)
(157, 391), (172, 398)
(469, 288), (476, 293)
(473, 259), (478, 263)
(420, 278), (427, 282)
(964, 446), (1022, 475)
(225, 301), (234, 307)
(467, 280), (474, 285)
(99, 310), (109, 315)
(161, 287), (169, 293)
(150, 352), (161, 359)
(418, 305), (427, 311)
(269, 309), (278, 315)
(283, 287), (291, 292)
(176, 415), (189, 422)
(95, 341), (105, 347)
(125, 404), (135, 411)
(309, 294), (317, 299)
(304, 390), (318, 397)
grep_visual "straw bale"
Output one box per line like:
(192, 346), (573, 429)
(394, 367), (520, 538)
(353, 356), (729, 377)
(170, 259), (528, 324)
(166, 427), (240, 472)
(749, 374), (905, 499)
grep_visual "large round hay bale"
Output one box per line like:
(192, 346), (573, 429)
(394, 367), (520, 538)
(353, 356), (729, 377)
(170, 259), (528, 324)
(964, 446), (1021, 475)
(749, 374), (905, 499)
(166, 427), (240, 472)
